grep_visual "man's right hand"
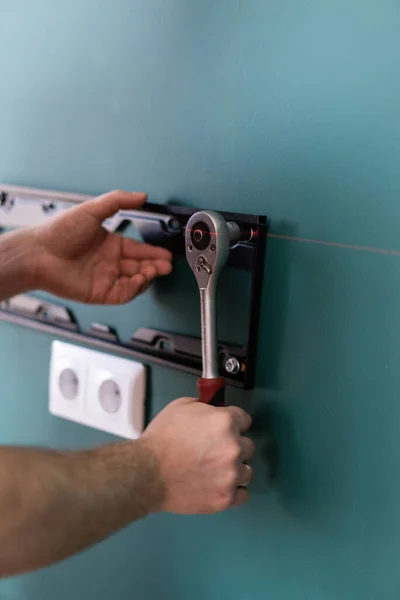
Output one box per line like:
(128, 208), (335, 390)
(0, 397), (254, 577)
(141, 397), (255, 514)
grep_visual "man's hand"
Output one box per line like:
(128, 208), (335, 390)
(141, 397), (255, 514)
(34, 190), (173, 304)
(0, 397), (254, 577)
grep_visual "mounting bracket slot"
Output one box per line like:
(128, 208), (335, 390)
(0, 184), (267, 389)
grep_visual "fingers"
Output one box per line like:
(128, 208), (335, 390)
(237, 463), (253, 487)
(239, 436), (256, 462)
(122, 237), (173, 262)
(232, 486), (250, 508)
(105, 274), (147, 304)
(82, 190), (148, 222)
(134, 263), (157, 288)
(107, 258), (172, 304)
(153, 259), (173, 276)
(225, 406), (252, 433)
(140, 260), (173, 278)
(120, 258), (172, 278)
(120, 259), (140, 276)
(106, 256), (172, 303)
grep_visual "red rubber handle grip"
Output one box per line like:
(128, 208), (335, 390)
(197, 377), (225, 406)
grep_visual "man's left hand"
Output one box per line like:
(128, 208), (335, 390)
(33, 190), (173, 304)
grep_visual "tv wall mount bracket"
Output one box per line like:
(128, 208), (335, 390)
(0, 185), (267, 389)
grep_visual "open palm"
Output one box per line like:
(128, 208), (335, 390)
(35, 191), (173, 304)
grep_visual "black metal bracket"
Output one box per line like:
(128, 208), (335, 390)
(0, 185), (267, 389)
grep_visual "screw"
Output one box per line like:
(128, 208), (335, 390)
(42, 202), (56, 214)
(225, 357), (241, 375)
(210, 244), (216, 252)
(187, 244), (193, 252)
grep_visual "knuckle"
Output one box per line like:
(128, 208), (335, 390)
(237, 488), (250, 506)
(249, 438), (256, 454)
(224, 468), (237, 488)
(226, 406), (252, 432)
(215, 492), (234, 512)
(244, 437), (256, 458)
(226, 442), (241, 462)
(216, 411), (234, 431)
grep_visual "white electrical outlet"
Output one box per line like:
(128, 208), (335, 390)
(49, 341), (146, 439)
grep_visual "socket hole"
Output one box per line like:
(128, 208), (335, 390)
(99, 379), (122, 414)
(193, 229), (203, 243)
(59, 368), (79, 400)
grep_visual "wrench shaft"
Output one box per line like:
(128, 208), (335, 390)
(199, 287), (219, 379)
(185, 210), (230, 406)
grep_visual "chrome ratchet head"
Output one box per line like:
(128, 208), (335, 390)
(185, 211), (230, 290)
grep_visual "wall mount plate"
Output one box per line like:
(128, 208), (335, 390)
(0, 184), (267, 389)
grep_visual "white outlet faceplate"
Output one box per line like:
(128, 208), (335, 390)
(49, 341), (146, 439)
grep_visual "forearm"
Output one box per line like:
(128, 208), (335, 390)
(0, 228), (39, 300)
(0, 441), (164, 577)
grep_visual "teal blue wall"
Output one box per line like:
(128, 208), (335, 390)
(1, 1), (400, 598)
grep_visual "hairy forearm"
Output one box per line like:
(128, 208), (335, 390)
(0, 441), (164, 577)
(0, 228), (39, 300)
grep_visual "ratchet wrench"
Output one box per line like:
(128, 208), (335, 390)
(185, 210), (243, 406)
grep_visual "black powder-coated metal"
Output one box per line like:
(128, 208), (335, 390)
(0, 189), (267, 389)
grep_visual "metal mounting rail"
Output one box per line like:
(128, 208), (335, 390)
(0, 184), (267, 389)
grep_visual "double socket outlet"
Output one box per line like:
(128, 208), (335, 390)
(49, 341), (146, 439)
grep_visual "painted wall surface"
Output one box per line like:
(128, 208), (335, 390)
(1, 2), (400, 599)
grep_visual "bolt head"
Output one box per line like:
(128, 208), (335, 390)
(225, 357), (240, 374)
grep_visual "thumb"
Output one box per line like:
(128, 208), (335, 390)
(80, 190), (148, 221)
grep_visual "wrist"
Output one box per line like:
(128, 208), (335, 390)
(16, 227), (44, 291)
(77, 439), (166, 522)
(20, 228), (42, 289)
(133, 438), (166, 515)
(0, 227), (42, 298)
(138, 434), (172, 514)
